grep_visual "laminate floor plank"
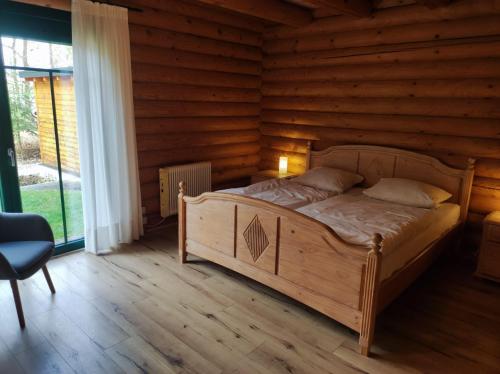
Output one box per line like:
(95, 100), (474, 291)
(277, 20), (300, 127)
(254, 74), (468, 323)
(105, 335), (180, 374)
(31, 309), (124, 373)
(11, 277), (56, 318)
(0, 306), (47, 355)
(200, 274), (349, 353)
(90, 295), (222, 374)
(216, 305), (358, 374)
(15, 343), (74, 374)
(247, 339), (356, 374)
(48, 286), (130, 350)
(137, 272), (234, 315)
(0, 337), (24, 374)
(141, 227), (225, 280)
(58, 252), (150, 304)
(334, 334), (444, 374)
(137, 296), (257, 355)
(133, 297), (269, 373)
(44, 259), (106, 302)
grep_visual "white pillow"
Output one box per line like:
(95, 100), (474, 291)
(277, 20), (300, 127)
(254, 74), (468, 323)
(292, 167), (363, 193)
(363, 178), (452, 208)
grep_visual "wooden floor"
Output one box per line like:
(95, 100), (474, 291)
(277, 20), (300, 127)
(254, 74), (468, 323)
(1, 225), (499, 374)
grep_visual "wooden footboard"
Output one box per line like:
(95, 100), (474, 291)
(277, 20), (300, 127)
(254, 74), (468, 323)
(178, 182), (382, 355)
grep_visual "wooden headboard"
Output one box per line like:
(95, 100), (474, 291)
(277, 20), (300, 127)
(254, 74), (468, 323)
(306, 143), (475, 221)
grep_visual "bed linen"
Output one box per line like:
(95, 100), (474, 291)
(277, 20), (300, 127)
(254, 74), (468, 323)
(296, 188), (460, 280)
(219, 178), (333, 209)
(297, 188), (459, 254)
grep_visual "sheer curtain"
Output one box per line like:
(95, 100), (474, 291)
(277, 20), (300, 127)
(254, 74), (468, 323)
(72, 0), (143, 254)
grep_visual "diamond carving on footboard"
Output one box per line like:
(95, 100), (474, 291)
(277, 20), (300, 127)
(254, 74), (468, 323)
(243, 215), (269, 262)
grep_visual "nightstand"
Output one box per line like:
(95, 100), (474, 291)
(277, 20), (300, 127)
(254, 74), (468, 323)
(251, 170), (296, 184)
(476, 211), (500, 282)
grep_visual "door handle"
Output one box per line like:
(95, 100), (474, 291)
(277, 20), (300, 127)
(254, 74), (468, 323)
(7, 147), (16, 167)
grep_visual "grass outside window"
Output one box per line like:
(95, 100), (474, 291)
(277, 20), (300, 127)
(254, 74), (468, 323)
(20, 188), (83, 242)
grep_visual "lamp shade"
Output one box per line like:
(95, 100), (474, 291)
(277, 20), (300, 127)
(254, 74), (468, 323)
(279, 156), (288, 175)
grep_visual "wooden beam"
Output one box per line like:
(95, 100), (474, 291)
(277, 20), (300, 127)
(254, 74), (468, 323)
(415, 0), (454, 8)
(11, 0), (70, 11)
(196, 0), (312, 27)
(308, 0), (372, 17)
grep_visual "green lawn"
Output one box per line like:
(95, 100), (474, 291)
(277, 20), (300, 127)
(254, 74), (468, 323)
(21, 189), (84, 243)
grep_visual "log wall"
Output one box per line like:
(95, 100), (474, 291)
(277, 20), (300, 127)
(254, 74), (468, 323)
(121, 0), (264, 223)
(260, 0), (500, 237)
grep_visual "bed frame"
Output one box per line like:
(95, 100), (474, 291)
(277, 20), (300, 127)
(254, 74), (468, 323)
(177, 144), (475, 356)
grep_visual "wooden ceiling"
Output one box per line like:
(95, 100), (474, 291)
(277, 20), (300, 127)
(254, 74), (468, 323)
(11, 0), (458, 28)
(194, 0), (456, 26)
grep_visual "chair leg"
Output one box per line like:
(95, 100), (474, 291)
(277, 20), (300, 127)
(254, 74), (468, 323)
(42, 265), (56, 294)
(10, 280), (25, 329)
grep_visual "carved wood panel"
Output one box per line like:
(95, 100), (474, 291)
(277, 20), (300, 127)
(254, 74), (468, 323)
(243, 215), (270, 261)
(236, 205), (278, 273)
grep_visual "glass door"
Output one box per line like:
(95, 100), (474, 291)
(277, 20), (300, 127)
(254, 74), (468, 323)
(0, 36), (84, 254)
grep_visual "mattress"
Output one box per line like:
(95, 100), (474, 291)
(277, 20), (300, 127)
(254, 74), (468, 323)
(219, 178), (333, 209)
(297, 188), (460, 280)
(380, 203), (459, 280)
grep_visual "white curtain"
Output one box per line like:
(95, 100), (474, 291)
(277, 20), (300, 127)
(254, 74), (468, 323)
(72, 0), (143, 254)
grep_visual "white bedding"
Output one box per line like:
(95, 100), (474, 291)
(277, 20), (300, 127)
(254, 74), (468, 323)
(219, 178), (333, 209)
(297, 188), (460, 257)
(380, 203), (459, 280)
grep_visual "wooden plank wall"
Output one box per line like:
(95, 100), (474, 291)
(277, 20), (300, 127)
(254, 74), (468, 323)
(30, 77), (80, 173)
(119, 0), (264, 223)
(259, 0), (500, 238)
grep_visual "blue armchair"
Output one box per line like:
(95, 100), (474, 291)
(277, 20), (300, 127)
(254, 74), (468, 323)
(0, 212), (56, 328)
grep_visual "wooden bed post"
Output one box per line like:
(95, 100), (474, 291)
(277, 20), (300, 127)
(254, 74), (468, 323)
(453, 157), (476, 255)
(178, 181), (187, 264)
(305, 140), (312, 170)
(359, 233), (383, 356)
(460, 158), (476, 222)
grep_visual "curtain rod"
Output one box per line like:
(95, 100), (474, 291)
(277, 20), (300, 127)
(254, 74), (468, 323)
(93, 0), (143, 12)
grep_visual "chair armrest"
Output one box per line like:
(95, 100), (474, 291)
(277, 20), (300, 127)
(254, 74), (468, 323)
(0, 213), (54, 243)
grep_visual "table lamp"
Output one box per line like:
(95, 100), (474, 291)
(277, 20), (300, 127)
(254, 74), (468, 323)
(279, 156), (288, 176)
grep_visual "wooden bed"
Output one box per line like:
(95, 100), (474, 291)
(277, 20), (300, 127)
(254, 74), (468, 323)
(177, 144), (475, 356)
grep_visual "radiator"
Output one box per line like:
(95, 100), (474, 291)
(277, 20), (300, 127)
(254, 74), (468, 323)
(159, 162), (211, 217)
